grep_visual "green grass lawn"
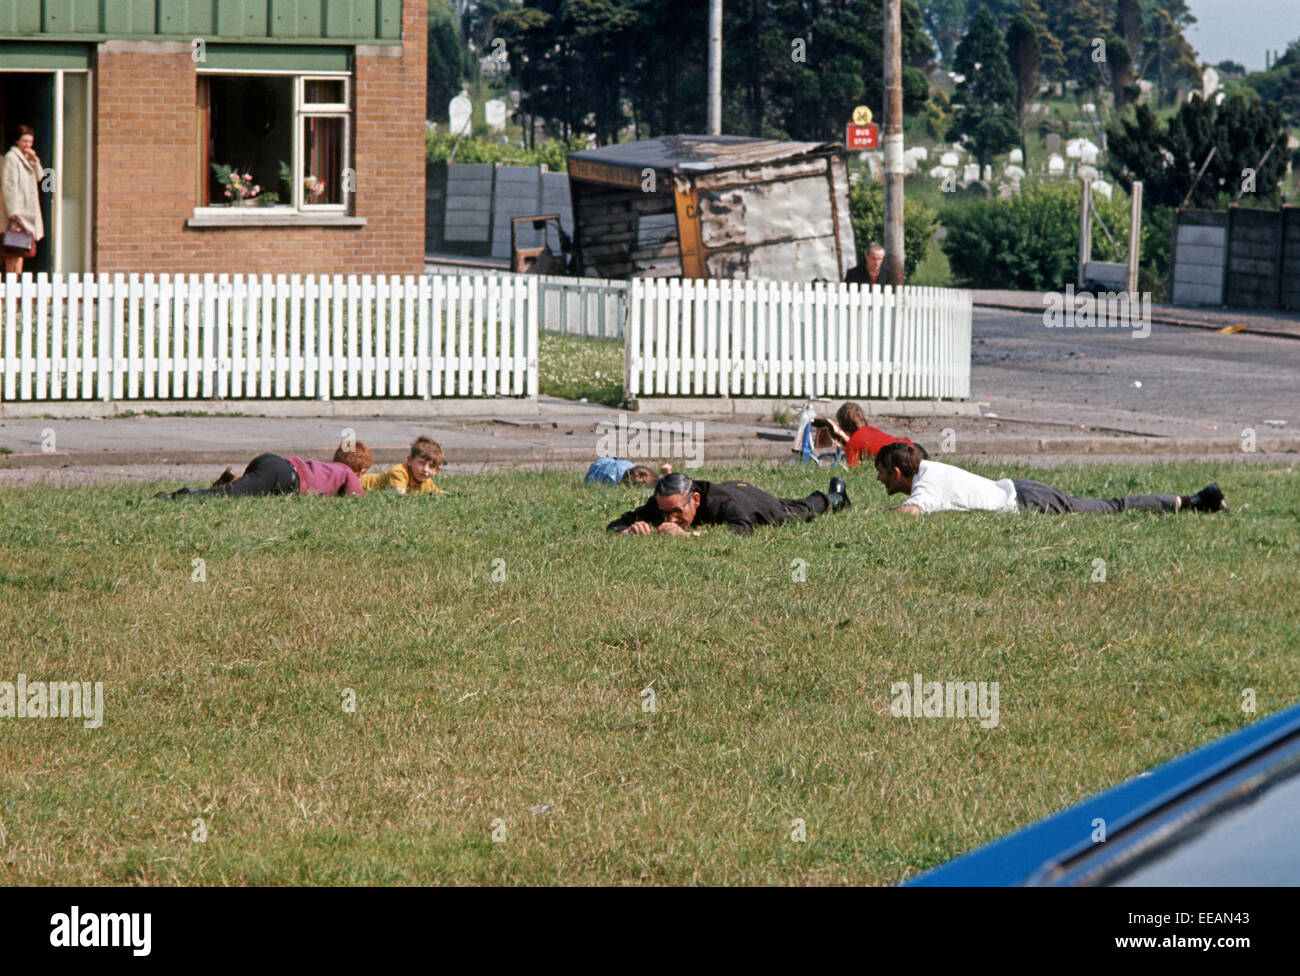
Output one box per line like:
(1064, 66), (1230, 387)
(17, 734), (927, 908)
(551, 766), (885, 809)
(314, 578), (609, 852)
(538, 332), (624, 406)
(1, 459), (1297, 885)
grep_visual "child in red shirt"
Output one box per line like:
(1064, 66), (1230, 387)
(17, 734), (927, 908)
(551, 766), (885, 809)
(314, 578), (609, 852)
(813, 402), (925, 468)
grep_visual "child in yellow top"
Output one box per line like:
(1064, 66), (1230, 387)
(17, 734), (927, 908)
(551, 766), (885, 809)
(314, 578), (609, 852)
(361, 436), (446, 494)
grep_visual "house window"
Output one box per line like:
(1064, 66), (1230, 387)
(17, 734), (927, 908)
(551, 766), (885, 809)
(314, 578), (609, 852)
(198, 73), (350, 212)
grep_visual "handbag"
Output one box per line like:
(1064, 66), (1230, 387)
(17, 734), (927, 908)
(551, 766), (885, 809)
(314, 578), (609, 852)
(3, 219), (35, 256)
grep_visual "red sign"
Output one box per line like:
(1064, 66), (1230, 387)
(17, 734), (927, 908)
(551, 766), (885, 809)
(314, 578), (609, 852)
(846, 123), (878, 150)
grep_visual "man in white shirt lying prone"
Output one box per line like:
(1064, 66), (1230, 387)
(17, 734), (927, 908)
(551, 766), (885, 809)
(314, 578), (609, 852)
(873, 442), (1227, 516)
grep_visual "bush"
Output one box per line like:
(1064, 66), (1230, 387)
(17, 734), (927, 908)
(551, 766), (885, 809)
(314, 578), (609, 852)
(1139, 204), (1174, 302)
(426, 129), (585, 171)
(848, 178), (937, 280)
(939, 183), (1130, 290)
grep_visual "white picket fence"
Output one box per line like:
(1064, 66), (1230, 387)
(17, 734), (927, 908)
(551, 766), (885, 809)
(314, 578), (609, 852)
(0, 272), (539, 401)
(0, 272), (971, 405)
(625, 279), (971, 399)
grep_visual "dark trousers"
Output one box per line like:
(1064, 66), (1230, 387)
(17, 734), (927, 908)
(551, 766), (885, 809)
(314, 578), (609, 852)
(779, 491), (831, 522)
(1013, 479), (1177, 514)
(193, 453), (298, 498)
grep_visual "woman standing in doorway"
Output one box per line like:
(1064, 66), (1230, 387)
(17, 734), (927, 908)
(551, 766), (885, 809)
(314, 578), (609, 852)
(1, 125), (43, 275)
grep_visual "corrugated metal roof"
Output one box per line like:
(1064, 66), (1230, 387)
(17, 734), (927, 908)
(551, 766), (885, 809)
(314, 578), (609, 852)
(568, 135), (841, 175)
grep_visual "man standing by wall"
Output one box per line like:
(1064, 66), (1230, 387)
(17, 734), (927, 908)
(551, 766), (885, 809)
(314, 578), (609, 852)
(843, 242), (887, 285)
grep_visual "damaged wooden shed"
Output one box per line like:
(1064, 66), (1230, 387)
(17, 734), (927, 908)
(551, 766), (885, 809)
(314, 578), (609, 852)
(566, 135), (856, 281)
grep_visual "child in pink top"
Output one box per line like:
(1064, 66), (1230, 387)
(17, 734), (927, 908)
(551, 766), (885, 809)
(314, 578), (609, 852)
(157, 448), (364, 500)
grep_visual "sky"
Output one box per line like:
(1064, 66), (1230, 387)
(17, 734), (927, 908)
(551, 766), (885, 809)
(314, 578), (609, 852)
(1184, 0), (1300, 72)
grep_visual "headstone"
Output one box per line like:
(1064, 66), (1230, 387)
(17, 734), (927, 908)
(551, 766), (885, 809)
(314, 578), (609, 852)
(1004, 164), (1025, 182)
(1077, 164), (1098, 182)
(963, 163), (980, 183)
(982, 164), (992, 182)
(1081, 102), (1096, 117)
(449, 91), (472, 135)
(1047, 154), (1065, 175)
(1045, 133), (1061, 155)
(1091, 180), (1113, 200)
(940, 151), (960, 167)
(1202, 66), (1221, 100)
(485, 98), (507, 132)
(1008, 148), (1023, 165)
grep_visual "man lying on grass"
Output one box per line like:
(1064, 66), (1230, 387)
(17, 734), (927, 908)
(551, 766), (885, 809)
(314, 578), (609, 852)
(608, 472), (851, 536)
(873, 442), (1227, 515)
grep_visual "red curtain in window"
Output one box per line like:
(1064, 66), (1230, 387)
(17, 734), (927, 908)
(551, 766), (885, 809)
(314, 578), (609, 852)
(303, 117), (343, 204)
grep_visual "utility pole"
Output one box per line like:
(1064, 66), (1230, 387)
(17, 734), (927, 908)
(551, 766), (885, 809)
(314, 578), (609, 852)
(708, 0), (723, 135)
(882, 0), (904, 285)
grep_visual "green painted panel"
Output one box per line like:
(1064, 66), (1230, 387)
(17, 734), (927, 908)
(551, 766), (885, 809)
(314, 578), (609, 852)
(378, 0), (400, 40)
(41, 0), (71, 33)
(350, 1), (376, 39)
(102, 0), (156, 34)
(157, 0), (214, 37)
(0, 0), (400, 41)
(0, 0), (42, 32)
(323, 0), (375, 39)
(202, 43), (349, 71)
(216, 0), (267, 38)
(0, 41), (91, 68)
(271, 0), (321, 40)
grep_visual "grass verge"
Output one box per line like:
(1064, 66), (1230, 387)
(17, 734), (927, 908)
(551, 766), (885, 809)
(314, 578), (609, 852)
(1, 459), (1296, 884)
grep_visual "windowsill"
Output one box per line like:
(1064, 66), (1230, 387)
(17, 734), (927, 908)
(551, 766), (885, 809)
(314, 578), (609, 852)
(187, 211), (366, 229)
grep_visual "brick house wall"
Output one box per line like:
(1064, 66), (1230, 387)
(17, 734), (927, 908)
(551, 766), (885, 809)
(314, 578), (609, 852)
(92, 0), (426, 275)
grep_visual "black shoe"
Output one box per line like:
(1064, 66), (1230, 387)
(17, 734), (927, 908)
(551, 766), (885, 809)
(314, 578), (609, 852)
(828, 476), (851, 511)
(1187, 482), (1226, 513)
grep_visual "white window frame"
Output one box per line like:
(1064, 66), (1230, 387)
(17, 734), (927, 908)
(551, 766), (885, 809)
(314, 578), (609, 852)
(194, 68), (352, 217)
(296, 75), (351, 213)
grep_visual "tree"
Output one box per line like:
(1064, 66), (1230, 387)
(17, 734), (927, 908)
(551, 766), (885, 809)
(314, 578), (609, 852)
(1244, 38), (1300, 125)
(1140, 3), (1200, 104)
(427, 1), (467, 124)
(1005, 12), (1040, 165)
(1043, 0), (1110, 97)
(765, 0), (932, 142)
(496, 0), (639, 147)
(1106, 35), (1137, 114)
(919, 0), (966, 65)
(1109, 0), (1142, 112)
(1018, 0), (1063, 82)
(1106, 94), (1287, 209)
(947, 5), (1019, 174)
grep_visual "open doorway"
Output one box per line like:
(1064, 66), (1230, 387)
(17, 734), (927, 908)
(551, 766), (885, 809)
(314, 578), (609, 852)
(0, 73), (54, 275)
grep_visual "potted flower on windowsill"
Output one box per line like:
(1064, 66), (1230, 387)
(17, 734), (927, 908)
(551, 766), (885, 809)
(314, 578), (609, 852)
(304, 174), (327, 205)
(211, 163), (260, 205)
